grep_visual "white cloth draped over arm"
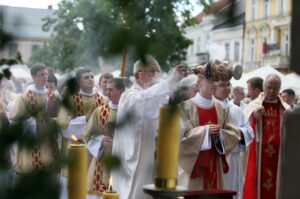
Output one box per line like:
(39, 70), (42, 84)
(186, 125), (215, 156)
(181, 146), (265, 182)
(200, 125), (211, 151)
(61, 115), (87, 138)
(86, 135), (105, 159)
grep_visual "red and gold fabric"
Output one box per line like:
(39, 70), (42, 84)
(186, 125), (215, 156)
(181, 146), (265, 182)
(178, 100), (240, 190)
(243, 93), (291, 199)
(73, 93), (106, 116)
(57, 92), (108, 160)
(191, 106), (228, 189)
(82, 105), (118, 195)
(10, 88), (60, 173)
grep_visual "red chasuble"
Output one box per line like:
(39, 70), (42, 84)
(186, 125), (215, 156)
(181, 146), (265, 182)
(244, 101), (281, 199)
(191, 105), (228, 189)
(260, 102), (280, 199)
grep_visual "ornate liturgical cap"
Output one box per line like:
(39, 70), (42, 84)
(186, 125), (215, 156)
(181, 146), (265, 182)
(192, 59), (242, 82)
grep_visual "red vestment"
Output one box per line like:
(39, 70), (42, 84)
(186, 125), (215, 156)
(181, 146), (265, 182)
(191, 106), (228, 189)
(244, 102), (281, 199)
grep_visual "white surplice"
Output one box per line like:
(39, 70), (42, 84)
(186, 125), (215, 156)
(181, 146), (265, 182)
(111, 80), (172, 199)
(214, 97), (254, 199)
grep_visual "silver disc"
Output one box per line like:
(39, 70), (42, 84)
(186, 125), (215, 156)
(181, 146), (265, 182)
(233, 65), (243, 80)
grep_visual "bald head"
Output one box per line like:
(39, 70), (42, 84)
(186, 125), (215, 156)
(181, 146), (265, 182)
(133, 55), (161, 89)
(133, 55), (160, 75)
(265, 74), (281, 85)
(263, 74), (281, 102)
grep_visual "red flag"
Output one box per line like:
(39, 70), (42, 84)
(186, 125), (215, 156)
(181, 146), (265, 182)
(262, 40), (268, 55)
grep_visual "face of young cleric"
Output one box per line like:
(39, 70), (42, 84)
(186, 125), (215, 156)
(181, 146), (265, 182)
(281, 92), (295, 106)
(32, 68), (48, 89)
(214, 80), (232, 100)
(106, 81), (124, 104)
(79, 72), (95, 91)
(197, 76), (216, 98)
(99, 77), (112, 95)
(247, 82), (261, 100)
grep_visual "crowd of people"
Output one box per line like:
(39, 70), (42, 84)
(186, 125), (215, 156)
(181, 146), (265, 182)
(0, 56), (299, 199)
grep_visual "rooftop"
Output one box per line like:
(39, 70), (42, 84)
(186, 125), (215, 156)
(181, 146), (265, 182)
(195, 0), (232, 22)
(0, 5), (55, 40)
(212, 13), (244, 30)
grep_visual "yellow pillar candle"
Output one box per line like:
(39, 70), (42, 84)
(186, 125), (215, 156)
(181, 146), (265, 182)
(68, 139), (87, 199)
(102, 191), (119, 199)
(155, 105), (180, 189)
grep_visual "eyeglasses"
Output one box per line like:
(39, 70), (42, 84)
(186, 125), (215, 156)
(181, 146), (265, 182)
(137, 69), (160, 74)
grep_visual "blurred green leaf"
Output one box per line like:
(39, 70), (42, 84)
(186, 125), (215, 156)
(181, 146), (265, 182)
(103, 154), (121, 171)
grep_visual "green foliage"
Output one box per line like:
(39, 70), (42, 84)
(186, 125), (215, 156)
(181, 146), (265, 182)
(103, 154), (121, 171)
(30, 0), (197, 73)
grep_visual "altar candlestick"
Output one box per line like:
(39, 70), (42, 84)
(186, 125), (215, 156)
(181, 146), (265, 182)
(68, 135), (87, 199)
(102, 177), (119, 199)
(155, 105), (180, 189)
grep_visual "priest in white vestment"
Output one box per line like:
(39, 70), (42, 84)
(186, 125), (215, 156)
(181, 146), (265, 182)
(111, 56), (187, 199)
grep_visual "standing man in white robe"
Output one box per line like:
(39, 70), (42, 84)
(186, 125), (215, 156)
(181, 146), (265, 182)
(111, 55), (187, 199)
(213, 80), (254, 199)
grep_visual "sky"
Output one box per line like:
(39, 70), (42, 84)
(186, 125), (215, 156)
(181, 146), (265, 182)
(0, 0), (59, 9)
(0, 0), (202, 15)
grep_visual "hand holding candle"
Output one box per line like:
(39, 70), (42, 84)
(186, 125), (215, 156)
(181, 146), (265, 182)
(68, 135), (87, 199)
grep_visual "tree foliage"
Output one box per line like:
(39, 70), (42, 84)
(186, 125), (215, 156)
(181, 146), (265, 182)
(30, 0), (200, 73)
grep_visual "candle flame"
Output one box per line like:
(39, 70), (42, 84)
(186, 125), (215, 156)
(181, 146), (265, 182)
(165, 95), (170, 101)
(108, 177), (113, 191)
(71, 135), (78, 142)
(109, 177), (112, 185)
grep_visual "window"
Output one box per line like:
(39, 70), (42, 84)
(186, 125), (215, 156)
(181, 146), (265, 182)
(249, 39), (255, 62)
(190, 40), (194, 55)
(8, 43), (18, 57)
(263, 0), (270, 18)
(234, 42), (240, 61)
(283, 32), (289, 56)
(197, 37), (201, 53)
(251, 0), (256, 21)
(225, 43), (230, 61)
(279, 0), (285, 15)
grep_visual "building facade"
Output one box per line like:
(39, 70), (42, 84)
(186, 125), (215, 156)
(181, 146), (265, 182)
(184, 15), (215, 66)
(211, 0), (245, 67)
(185, 0), (245, 68)
(0, 6), (54, 63)
(243, 0), (291, 72)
